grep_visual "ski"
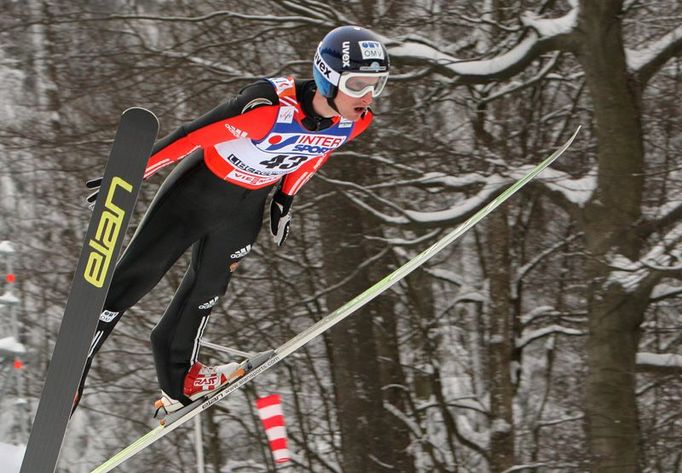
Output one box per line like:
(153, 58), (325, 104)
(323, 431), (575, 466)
(91, 126), (580, 472)
(20, 108), (159, 473)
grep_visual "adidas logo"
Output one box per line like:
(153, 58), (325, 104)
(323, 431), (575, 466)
(230, 244), (252, 259)
(224, 123), (248, 139)
(198, 296), (219, 310)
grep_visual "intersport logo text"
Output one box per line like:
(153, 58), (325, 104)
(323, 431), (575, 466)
(263, 134), (346, 155)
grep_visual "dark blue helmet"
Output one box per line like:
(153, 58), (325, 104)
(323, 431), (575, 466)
(313, 26), (390, 99)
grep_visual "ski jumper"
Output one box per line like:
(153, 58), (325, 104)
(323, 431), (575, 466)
(78, 77), (373, 404)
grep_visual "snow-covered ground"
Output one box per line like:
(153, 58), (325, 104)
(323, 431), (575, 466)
(0, 442), (25, 473)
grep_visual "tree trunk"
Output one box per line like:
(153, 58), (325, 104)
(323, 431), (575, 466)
(483, 206), (516, 472)
(577, 2), (647, 471)
(204, 408), (224, 473)
(372, 271), (417, 473)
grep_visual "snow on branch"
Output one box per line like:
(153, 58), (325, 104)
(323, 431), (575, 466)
(528, 165), (597, 217)
(424, 267), (466, 287)
(627, 25), (682, 85)
(326, 160), (591, 229)
(516, 325), (584, 350)
(520, 305), (558, 326)
(478, 52), (562, 105)
(637, 201), (682, 241)
(606, 222), (682, 293)
(650, 283), (682, 302)
(519, 5), (578, 37)
(386, 5), (578, 83)
(367, 228), (443, 248)
(402, 175), (508, 225)
(654, 201), (682, 234)
(416, 171), (489, 189)
(636, 352), (682, 375)
(383, 401), (422, 437)
(319, 171), (504, 226)
(106, 11), (330, 26)
(404, 162), (593, 226)
(502, 462), (581, 473)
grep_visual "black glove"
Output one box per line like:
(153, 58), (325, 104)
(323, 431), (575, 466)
(85, 177), (103, 210)
(270, 190), (294, 247)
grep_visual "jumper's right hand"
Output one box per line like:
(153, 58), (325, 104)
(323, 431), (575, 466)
(85, 177), (103, 210)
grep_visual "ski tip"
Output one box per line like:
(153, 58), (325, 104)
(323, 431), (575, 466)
(555, 125), (582, 154)
(121, 107), (160, 124)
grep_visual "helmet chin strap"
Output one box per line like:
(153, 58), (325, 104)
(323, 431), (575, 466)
(326, 94), (340, 114)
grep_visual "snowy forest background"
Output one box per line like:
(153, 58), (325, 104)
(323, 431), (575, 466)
(1, 1), (681, 472)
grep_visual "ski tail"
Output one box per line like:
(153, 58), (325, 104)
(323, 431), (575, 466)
(21, 108), (159, 473)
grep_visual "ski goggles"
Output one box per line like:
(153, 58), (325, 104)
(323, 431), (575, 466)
(337, 72), (389, 98)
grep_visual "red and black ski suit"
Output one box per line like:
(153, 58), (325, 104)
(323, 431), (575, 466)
(78, 77), (372, 405)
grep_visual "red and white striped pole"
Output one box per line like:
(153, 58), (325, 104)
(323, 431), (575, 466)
(256, 394), (291, 464)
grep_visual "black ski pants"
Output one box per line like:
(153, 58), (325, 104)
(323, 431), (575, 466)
(78, 149), (272, 404)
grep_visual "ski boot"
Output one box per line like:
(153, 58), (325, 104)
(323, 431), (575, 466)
(154, 361), (241, 416)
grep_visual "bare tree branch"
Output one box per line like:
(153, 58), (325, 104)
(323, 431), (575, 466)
(386, 6), (580, 84)
(636, 352), (682, 375)
(628, 25), (682, 86)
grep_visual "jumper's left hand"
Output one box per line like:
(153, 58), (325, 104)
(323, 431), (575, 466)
(270, 190), (294, 247)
